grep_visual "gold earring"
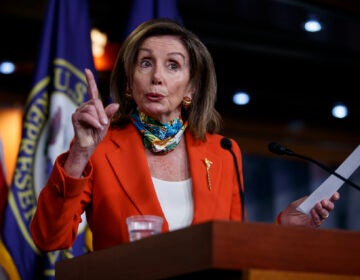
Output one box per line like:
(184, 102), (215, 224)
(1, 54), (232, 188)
(182, 96), (192, 109)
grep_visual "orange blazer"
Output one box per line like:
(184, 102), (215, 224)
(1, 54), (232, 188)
(31, 123), (244, 252)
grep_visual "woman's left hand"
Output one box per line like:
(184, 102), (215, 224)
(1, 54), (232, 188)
(279, 192), (340, 228)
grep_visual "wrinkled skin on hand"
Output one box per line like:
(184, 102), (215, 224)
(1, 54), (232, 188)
(280, 192), (340, 228)
(63, 69), (119, 178)
(72, 69), (119, 150)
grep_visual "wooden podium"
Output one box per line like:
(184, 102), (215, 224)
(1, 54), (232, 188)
(55, 221), (360, 280)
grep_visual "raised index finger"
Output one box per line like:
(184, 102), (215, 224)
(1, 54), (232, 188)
(84, 68), (99, 100)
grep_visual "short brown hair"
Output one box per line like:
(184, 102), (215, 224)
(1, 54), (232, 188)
(110, 18), (222, 140)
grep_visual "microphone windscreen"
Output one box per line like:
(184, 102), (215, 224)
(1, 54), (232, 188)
(221, 137), (232, 150)
(268, 142), (286, 155)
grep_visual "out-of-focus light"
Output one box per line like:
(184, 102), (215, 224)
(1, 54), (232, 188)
(332, 103), (348, 119)
(232, 91), (250, 105)
(303, 18), (322, 32)
(0, 61), (15, 74)
(287, 120), (305, 132)
(91, 28), (108, 57)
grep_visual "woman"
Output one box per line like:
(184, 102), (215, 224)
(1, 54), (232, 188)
(30, 18), (339, 252)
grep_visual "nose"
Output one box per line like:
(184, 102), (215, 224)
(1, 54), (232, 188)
(151, 65), (163, 85)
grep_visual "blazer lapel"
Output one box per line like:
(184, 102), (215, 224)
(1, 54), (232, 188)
(185, 132), (224, 223)
(105, 126), (165, 218)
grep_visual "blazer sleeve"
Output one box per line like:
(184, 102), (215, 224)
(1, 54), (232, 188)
(30, 152), (92, 252)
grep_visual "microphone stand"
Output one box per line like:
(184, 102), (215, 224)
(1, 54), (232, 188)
(221, 138), (246, 221)
(268, 142), (360, 191)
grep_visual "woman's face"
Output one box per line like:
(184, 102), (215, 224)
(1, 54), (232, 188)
(131, 35), (195, 123)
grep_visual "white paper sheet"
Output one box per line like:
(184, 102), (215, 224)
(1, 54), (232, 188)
(297, 145), (360, 215)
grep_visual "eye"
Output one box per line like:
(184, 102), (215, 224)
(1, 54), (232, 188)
(168, 62), (179, 71)
(140, 59), (152, 68)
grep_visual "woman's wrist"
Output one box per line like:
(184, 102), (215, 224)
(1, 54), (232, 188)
(64, 144), (93, 178)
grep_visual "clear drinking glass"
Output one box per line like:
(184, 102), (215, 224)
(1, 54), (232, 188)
(126, 215), (163, 242)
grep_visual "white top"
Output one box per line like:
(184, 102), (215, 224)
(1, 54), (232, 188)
(152, 177), (194, 231)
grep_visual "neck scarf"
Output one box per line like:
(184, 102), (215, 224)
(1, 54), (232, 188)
(131, 109), (188, 154)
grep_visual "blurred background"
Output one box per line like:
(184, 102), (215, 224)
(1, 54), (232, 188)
(0, 0), (359, 229)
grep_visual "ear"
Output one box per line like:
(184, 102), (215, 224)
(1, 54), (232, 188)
(186, 84), (196, 98)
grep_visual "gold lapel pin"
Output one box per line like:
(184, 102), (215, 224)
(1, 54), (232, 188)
(204, 158), (213, 190)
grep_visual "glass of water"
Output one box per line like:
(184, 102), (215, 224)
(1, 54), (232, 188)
(126, 215), (164, 242)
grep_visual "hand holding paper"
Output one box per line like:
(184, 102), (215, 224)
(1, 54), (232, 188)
(297, 145), (360, 215)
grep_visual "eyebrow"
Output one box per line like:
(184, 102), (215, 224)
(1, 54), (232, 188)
(139, 48), (186, 62)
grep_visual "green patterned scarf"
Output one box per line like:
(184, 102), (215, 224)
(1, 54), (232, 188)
(131, 109), (188, 154)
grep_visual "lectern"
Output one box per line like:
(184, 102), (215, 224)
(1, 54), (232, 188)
(55, 221), (360, 280)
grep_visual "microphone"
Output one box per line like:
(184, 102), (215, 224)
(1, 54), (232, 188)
(268, 142), (360, 191)
(221, 137), (246, 221)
